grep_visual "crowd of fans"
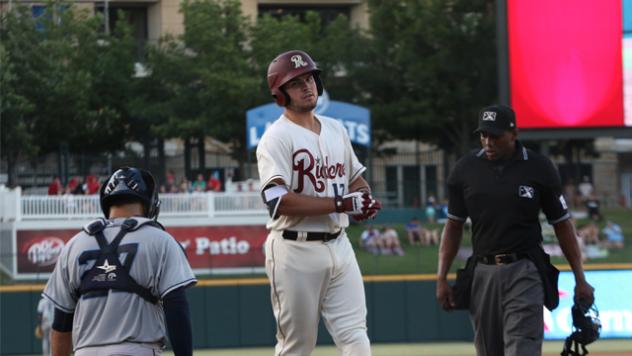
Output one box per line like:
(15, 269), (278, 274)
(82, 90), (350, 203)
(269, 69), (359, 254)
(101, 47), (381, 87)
(46, 170), (227, 196)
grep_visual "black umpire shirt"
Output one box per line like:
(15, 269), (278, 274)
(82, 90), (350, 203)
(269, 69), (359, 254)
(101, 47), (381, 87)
(447, 140), (570, 256)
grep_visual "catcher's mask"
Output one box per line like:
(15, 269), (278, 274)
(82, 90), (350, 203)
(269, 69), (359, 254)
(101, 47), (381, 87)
(561, 302), (601, 356)
(99, 167), (161, 220)
(266, 50), (323, 107)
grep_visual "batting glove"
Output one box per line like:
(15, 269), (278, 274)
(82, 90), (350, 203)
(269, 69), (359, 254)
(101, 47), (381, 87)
(336, 191), (382, 220)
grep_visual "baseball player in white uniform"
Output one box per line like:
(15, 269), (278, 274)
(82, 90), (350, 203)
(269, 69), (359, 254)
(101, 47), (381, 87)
(36, 296), (55, 356)
(43, 167), (197, 356)
(257, 50), (382, 356)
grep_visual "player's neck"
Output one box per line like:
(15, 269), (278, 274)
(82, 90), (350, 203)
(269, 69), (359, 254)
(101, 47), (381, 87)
(284, 109), (320, 134)
(109, 203), (145, 219)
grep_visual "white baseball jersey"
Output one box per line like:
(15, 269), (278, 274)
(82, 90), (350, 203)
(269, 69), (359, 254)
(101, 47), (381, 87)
(257, 113), (371, 356)
(257, 114), (366, 232)
(43, 217), (197, 352)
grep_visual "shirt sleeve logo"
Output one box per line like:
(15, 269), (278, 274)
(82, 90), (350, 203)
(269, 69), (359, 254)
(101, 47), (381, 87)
(559, 195), (568, 210)
(519, 185), (535, 199)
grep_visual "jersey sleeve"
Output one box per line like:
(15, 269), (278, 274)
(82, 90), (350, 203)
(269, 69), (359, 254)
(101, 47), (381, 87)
(156, 234), (197, 298)
(447, 158), (468, 222)
(42, 238), (78, 314)
(539, 157), (570, 224)
(256, 130), (293, 189)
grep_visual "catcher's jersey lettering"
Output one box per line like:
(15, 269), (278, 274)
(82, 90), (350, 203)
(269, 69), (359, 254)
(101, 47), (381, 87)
(78, 244), (137, 282)
(293, 149), (346, 193)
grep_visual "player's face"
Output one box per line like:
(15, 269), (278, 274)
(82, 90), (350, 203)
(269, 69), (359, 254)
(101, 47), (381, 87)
(479, 130), (516, 161)
(283, 72), (318, 112)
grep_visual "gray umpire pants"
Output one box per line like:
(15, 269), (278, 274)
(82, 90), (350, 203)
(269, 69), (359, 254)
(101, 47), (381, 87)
(469, 258), (544, 356)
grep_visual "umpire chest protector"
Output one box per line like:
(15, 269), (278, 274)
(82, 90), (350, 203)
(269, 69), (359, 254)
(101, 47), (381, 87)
(77, 217), (163, 304)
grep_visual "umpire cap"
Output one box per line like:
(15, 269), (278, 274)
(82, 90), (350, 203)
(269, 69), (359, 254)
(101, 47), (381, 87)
(474, 104), (516, 135)
(99, 167), (160, 219)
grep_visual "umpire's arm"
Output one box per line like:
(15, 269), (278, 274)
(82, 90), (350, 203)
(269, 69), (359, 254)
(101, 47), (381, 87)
(436, 218), (465, 310)
(554, 219), (595, 305)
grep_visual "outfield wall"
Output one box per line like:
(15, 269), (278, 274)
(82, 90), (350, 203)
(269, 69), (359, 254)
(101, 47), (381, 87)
(0, 279), (473, 355)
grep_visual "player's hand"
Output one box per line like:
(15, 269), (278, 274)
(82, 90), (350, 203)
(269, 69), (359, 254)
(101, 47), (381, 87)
(342, 191), (381, 219)
(436, 278), (456, 311)
(574, 279), (595, 306)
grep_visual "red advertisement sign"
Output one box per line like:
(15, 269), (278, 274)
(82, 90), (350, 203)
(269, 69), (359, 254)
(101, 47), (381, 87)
(16, 225), (268, 274)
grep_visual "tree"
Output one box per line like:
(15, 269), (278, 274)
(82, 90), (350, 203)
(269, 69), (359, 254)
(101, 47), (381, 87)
(361, 0), (497, 155)
(1, 2), (137, 182)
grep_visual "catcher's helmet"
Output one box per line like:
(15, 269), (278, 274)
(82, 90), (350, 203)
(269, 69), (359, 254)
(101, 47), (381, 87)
(267, 50), (323, 106)
(99, 167), (160, 219)
(561, 302), (601, 356)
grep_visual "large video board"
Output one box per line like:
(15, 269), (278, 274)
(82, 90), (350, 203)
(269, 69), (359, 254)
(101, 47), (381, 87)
(508, 0), (632, 129)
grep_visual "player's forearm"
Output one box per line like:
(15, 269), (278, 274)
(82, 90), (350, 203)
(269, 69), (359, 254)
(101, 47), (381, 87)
(554, 219), (587, 283)
(437, 219), (464, 280)
(349, 176), (370, 192)
(277, 192), (337, 216)
(51, 330), (72, 356)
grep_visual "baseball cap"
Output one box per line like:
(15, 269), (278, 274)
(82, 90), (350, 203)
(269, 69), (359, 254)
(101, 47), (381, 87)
(474, 104), (516, 135)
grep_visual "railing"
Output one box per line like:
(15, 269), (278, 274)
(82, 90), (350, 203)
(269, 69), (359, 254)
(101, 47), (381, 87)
(15, 192), (267, 220)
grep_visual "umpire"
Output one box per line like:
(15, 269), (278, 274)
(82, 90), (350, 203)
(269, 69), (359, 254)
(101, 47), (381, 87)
(436, 105), (594, 356)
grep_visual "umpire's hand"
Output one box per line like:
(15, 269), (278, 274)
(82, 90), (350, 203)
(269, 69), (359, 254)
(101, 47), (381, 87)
(574, 279), (595, 306)
(436, 278), (456, 310)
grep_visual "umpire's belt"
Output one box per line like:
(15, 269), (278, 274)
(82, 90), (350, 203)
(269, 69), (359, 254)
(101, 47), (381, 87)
(477, 252), (528, 265)
(282, 230), (341, 242)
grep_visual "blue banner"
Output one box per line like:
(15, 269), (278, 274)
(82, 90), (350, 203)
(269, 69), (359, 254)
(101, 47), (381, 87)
(246, 91), (371, 149)
(544, 269), (632, 339)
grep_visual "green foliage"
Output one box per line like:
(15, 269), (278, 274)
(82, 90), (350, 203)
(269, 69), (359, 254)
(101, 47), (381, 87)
(362, 0), (497, 154)
(0, 1), (137, 183)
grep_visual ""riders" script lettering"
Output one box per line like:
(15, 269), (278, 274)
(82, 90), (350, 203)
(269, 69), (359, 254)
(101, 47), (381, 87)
(293, 149), (345, 193)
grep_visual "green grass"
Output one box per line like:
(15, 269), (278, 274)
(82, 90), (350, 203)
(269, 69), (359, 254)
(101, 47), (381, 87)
(347, 208), (632, 275)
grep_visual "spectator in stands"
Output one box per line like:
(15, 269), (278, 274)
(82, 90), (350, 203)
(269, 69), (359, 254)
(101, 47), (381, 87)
(192, 173), (206, 192)
(162, 170), (177, 193)
(585, 193), (603, 221)
(380, 226), (405, 256)
(48, 176), (63, 195)
(85, 175), (100, 195)
(71, 176), (85, 195)
(179, 177), (192, 193)
(578, 176), (594, 202)
(437, 199), (449, 222)
(425, 195), (437, 223)
(405, 216), (438, 246)
(359, 225), (381, 255)
(65, 176), (79, 194)
(602, 221), (624, 249)
(563, 179), (579, 208)
(207, 171), (222, 192)
(577, 221), (600, 245)
(405, 217), (424, 246)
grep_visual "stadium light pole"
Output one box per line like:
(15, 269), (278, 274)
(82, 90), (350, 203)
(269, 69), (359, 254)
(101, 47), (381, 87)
(104, 0), (110, 35)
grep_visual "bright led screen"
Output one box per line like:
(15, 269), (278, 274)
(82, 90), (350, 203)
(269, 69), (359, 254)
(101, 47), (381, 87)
(508, 0), (630, 128)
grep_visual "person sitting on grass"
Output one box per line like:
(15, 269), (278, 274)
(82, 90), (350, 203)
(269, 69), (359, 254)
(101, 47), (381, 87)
(360, 225), (382, 255)
(602, 221), (624, 249)
(380, 226), (405, 256)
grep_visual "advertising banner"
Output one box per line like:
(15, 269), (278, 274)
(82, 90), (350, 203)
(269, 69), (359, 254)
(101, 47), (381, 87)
(246, 91), (371, 149)
(16, 225), (268, 276)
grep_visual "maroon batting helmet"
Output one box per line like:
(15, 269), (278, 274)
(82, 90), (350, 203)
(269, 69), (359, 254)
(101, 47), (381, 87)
(267, 50), (323, 106)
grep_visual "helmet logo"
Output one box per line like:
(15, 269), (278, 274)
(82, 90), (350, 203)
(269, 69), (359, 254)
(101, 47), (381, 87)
(290, 55), (308, 68)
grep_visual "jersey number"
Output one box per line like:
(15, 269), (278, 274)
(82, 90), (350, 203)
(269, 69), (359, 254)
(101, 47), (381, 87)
(332, 183), (345, 196)
(78, 244), (138, 280)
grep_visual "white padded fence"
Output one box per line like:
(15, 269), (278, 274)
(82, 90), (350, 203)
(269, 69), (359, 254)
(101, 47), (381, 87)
(11, 191), (266, 221)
